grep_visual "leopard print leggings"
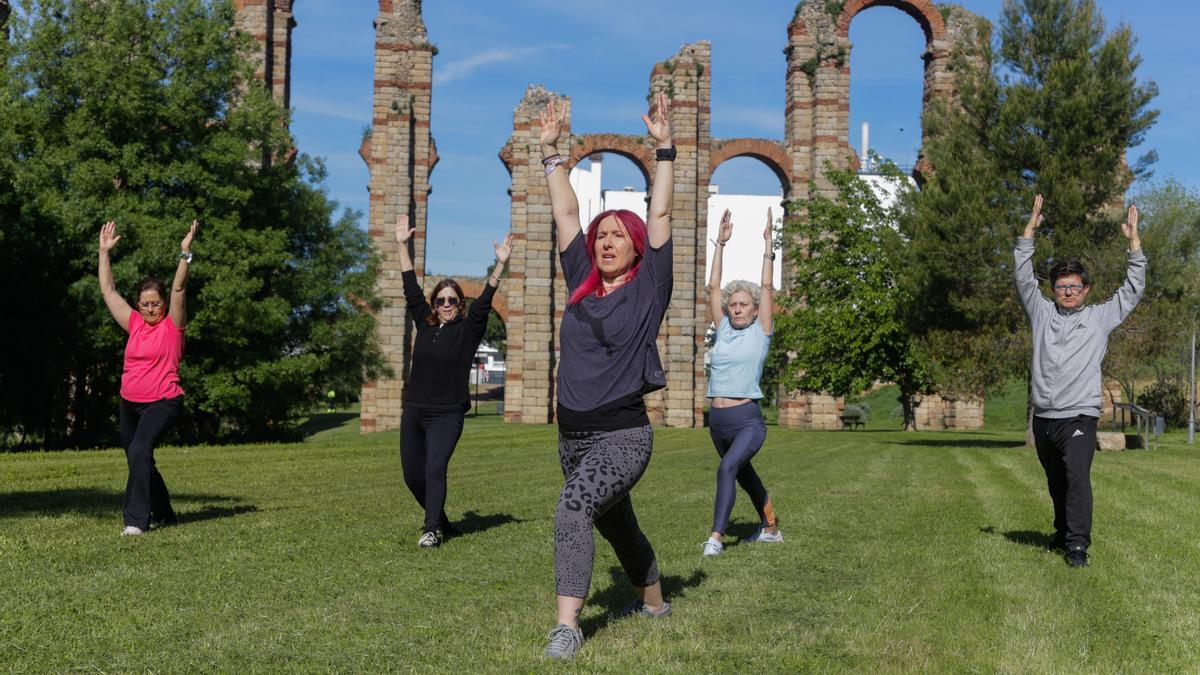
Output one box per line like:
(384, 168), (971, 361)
(554, 425), (660, 598)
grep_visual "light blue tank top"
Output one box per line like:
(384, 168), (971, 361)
(707, 316), (772, 399)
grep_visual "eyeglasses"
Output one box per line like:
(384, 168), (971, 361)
(138, 301), (164, 309)
(1053, 284), (1086, 294)
(434, 297), (460, 308)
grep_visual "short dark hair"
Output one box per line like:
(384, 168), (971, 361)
(1049, 259), (1091, 287)
(426, 278), (465, 326)
(134, 277), (168, 308)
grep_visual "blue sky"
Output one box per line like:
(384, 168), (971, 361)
(289, 1), (1199, 276)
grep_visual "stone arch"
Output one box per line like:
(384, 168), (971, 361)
(567, 134), (654, 187)
(835, 0), (946, 43)
(708, 138), (792, 196)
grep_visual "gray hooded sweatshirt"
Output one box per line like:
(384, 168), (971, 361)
(1014, 237), (1146, 419)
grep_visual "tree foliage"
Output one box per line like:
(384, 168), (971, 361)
(776, 164), (927, 429)
(897, 0), (1158, 400)
(0, 0), (384, 448)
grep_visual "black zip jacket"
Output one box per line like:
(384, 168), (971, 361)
(402, 270), (496, 409)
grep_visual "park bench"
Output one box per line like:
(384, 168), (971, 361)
(841, 405), (868, 430)
(1112, 402), (1162, 450)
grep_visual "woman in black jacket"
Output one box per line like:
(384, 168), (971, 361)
(395, 214), (513, 548)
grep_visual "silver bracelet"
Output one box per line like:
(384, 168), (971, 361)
(543, 155), (566, 176)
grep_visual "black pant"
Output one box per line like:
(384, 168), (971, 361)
(119, 396), (182, 529)
(1033, 415), (1097, 549)
(400, 403), (465, 533)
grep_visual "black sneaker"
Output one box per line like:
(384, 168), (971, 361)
(1065, 545), (1088, 568)
(439, 521), (461, 540)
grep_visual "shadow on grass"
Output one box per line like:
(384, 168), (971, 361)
(896, 439), (1026, 449)
(980, 525), (1053, 549)
(580, 568), (707, 636)
(722, 520), (763, 548)
(0, 488), (255, 525)
(296, 412), (358, 439)
(451, 510), (523, 537)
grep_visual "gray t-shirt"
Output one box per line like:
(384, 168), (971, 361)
(556, 231), (673, 412)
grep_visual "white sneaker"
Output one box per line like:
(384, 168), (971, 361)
(748, 528), (784, 543)
(417, 531), (440, 548)
(702, 538), (723, 556)
(121, 526), (145, 537)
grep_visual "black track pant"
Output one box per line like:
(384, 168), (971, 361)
(555, 425), (659, 599)
(400, 403), (465, 533)
(119, 396), (182, 530)
(708, 401), (772, 535)
(1033, 414), (1098, 549)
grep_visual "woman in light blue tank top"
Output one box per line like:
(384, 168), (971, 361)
(701, 208), (782, 557)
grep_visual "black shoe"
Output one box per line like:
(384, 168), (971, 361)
(439, 521), (461, 539)
(149, 513), (178, 530)
(1065, 545), (1088, 568)
(418, 530), (440, 548)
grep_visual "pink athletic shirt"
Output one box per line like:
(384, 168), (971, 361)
(120, 310), (185, 402)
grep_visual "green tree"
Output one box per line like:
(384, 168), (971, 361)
(776, 164), (927, 429)
(0, 0), (383, 447)
(898, 0), (1157, 403)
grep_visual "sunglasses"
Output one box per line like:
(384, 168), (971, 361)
(434, 297), (460, 308)
(138, 301), (164, 309)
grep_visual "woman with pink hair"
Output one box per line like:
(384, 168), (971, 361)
(537, 92), (676, 660)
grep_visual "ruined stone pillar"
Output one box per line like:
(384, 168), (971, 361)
(498, 86), (564, 424)
(232, 0), (295, 109)
(359, 0), (437, 433)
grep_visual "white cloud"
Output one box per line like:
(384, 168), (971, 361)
(291, 95), (371, 123)
(434, 44), (570, 86)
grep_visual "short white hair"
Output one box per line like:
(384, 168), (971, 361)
(722, 280), (761, 309)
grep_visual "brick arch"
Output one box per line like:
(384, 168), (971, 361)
(567, 134), (653, 187)
(836, 0), (946, 43)
(708, 138), (792, 195)
(452, 278), (509, 323)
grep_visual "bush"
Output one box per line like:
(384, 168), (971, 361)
(1136, 381), (1189, 428)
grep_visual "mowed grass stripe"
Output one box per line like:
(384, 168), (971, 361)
(4, 421), (1200, 671)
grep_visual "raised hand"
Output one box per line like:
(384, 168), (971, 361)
(181, 219), (198, 253)
(1025, 194), (1044, 237)
(642, 91), (672, 148)
(99, 221), (121, 252)
(1122, 204), (1140, 241)
(717, 209), (733, 244)
(395, 214), (415, 244)
(764, 207), (774, 245)
(494, 232), (514, 265)
(538, 99), (566, 149)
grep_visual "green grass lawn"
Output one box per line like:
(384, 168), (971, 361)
(4, 414), (1200, 671)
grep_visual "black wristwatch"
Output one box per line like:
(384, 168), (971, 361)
(655, 146), (677, 161)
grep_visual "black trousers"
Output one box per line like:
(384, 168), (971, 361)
(119, 396), (182, 529)
(400, 403), (465, 533)
(1033, 414), (1097, 549)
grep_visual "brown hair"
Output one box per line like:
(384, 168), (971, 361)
(426, 278), (465, 326)
(134, 277), (168, 312)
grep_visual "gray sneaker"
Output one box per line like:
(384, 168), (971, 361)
(121, 526), (145, 537)
(543, 624), (583, 659)
(609, 599), (673, 620)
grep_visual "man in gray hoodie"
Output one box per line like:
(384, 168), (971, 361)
(1014, 194), (1146, 568)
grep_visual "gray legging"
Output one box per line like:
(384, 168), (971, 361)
(708, 401), (772, 535)
(554, 425), (660, 598)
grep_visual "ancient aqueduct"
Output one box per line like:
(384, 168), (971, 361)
(233, 0), (999, 433)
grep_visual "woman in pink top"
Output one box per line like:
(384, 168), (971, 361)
(98, 219), (196, 537)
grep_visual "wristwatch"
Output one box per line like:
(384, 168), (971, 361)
(179, 251), (194, 264)
(655, 146), (677, 161)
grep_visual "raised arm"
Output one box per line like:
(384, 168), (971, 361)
(169, 220), (196, 330)
(1101, 204), (1147, 329)
(539, 100), (582, 253)
(759, 208), (775, 335)
(98, 221), (133, 332)
(1014, 194), (1047, 317)
(707, 209), (732, 325)
(643, 91), (674, 248)
(467, 233), (513, 335)
(396, 214), (431, 324)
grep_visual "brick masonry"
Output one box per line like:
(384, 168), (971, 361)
(233, 1), (996, 431)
